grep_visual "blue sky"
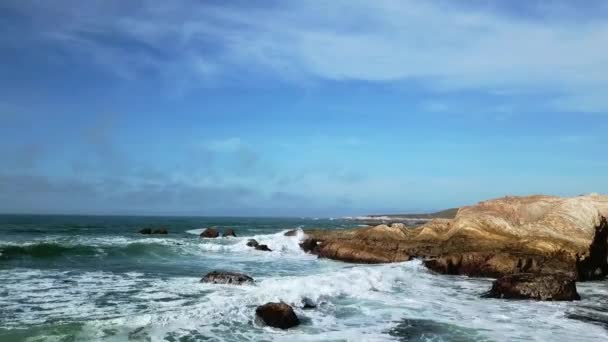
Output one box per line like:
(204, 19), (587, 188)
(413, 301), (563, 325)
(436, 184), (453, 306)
(1, 0), (607, 216)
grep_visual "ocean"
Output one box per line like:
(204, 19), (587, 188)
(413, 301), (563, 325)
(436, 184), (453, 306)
(0, 215), (607, 341)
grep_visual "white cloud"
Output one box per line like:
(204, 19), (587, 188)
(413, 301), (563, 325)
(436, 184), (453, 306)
(7, 0), (608, 111)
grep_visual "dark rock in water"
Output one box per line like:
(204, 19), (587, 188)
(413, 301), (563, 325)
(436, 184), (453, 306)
(200, 228), (220, 238)
(577, 216), (608, 281)
(483, 273), (580, 301)
(246, 239), (259, 248)
(201, 271), (254, 285)
(255, 302), (300, 329)
(255, 244), (272, 252)
(389, 318), (483, 341)
(284, 230), (298, 237)
(301, 297), (316, 309)
(299, 238), (319, 254)
(139, 228), (152, 234)
(223, 229), (236, 237)
(152, 228), (168, 234)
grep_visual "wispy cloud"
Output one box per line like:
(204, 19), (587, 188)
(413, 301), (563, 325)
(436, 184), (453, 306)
(3, 0), (608, 111)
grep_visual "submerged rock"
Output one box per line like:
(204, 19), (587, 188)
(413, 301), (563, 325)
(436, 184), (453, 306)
(200, 228), (220, 238)
(483, 273), (580, 301)
(223, 229), (236, 237)
(302, 195), (608, 278)
(138, 228), (152, 235)
(255, 244), (272, 252)
(246, 239), (259, 248)
(200, 271), (253, 285)
(255, 302), (300, 329)
(152, 228), (168, 234)
(301, 297), (317, 309)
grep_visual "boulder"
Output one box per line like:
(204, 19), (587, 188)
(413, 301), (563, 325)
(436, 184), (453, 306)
(152, 228), (168, 234)
(200, 228), (220, 238)
(302, 195), (608, 278)
(255, 302), (300, 329)
(284, 230), (298, 237)
(223, 229), (236, 237)
(255, 244), (272, 252)
(138, 228), (152, 234)
(483, 273), (580, 301)
(246, 239), (259, 248)
(200, 271), (254, 285)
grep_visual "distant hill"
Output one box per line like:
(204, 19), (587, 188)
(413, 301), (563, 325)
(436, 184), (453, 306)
(368, 208), (459, 220)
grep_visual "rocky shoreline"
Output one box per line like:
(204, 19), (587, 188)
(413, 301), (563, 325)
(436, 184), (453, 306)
(299, 194), (608, 301)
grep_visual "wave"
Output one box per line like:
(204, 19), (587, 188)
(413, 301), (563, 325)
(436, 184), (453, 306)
(0, 243), (100, 259)
(0, 241), (184, 260)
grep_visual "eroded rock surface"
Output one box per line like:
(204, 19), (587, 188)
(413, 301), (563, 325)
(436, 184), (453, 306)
(303, 195), (608, 279)
(200, 228), (220, 238)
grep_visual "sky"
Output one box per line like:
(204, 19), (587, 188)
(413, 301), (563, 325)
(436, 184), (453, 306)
(0, 0), (607, 217)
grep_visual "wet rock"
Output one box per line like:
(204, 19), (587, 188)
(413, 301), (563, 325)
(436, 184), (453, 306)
(138, 228), (152, 234)
(301, 297), (316, 309)
(223, 229), (236, 237)
(200, 228), (220, 238)
(299, 238), (319, 254)
(255, 244), (272, 252)
(152, 228), (168, 234)
(483, 273), (580, 301)
(577, 216), (608, 281)
(255, 302), (300, 329)
(200, 271), (254, 285)
(246, 239), (259, 248)
(284, 230), (298, 237)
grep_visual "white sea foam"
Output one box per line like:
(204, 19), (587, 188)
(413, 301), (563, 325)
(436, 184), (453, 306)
(4, 259), (607, 342)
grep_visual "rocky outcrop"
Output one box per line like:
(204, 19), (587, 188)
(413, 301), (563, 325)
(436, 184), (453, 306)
(255, 302), (300, 329)
(200, 271), (253, 285)
(483, 273), (580, 301)
(246, 239), (259, 248)
(223, 229), (236, 237)
(139, 228), (152, 234)
(200, 228), (220, 238)
(303, 195), (608, 279)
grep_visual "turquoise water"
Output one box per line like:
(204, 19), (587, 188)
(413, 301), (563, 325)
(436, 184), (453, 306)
(1, 215), (607, 341)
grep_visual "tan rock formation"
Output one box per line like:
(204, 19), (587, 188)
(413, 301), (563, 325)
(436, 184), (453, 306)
(302, 194), (608, 279)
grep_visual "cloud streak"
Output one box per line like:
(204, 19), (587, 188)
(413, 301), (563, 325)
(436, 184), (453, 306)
(3, 0), (607, 111)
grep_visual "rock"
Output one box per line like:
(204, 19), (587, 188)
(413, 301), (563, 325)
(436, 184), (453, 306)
(255, 244), (272, 252)
(301, 297), (316, 309)
(299, 238), (319, 254)
(302, 195), (608, 278)
(200, 228), (220, 238)
(483, 273), (580, 301)
(246, 239), (259, 248)
(201, 271), (254, 285)
(139, 228), (152, 234)
(284, 230), (298, 237)
(152, 228), (168, 234)
(577, 216), (608, 280)
(255, 302), (300, 329)
(223, 229), (236, 237)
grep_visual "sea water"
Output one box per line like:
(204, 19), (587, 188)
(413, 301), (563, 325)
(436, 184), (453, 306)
(0, 215), (607, 341)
